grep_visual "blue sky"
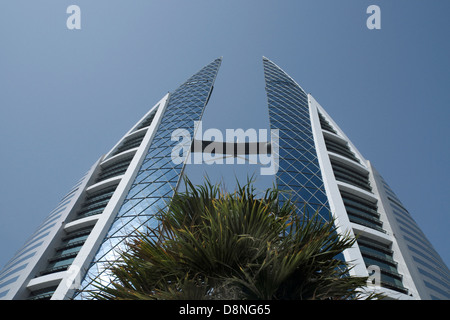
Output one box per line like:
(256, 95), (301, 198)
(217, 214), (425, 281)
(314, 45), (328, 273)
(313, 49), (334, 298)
(0, 0), (449, 271)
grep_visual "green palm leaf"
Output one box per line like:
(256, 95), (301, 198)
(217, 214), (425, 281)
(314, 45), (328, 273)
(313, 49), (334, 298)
(89, 177), (382, 300)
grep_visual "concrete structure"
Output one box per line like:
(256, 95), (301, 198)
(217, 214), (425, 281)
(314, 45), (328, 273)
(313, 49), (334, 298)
(0, 57), (448, 300)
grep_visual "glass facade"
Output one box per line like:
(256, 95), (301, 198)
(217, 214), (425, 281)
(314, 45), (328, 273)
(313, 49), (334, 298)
(112, 132), (146, 156)
(263, 57), (330, 219)
(40, 227), (93, 277)
(74, 58), (222, 299)
(2, 56), (449, 301)
(75, 186), (118, 220)
(340, 190), (384, 233)
(0, 172), (89, 300)
(318, 112), (337, 134)
(331, 160), (371, 192)
(324, 135), (360, 164)
(315, 99), (408, 294)
(375, 172), (450, 299)
(96, 156), (134, 183)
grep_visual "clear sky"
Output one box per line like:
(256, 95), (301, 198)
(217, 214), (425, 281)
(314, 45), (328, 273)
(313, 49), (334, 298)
(0, 1), (449, 271)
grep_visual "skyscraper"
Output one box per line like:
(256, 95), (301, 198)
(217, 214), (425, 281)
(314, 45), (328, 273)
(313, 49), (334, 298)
(262, 58), (449, 300)
(0, 57), (448, 300)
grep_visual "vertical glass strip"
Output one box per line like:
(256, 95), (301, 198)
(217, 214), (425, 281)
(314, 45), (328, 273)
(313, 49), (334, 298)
(263, 57), (330, 219)
(74, 58), (222, 299)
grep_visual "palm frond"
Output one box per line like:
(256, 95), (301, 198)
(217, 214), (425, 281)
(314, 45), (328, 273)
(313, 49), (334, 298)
(89, 176), (382, 300)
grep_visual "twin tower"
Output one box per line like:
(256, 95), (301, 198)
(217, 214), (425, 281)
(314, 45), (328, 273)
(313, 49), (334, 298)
(1, 57), (448, 300)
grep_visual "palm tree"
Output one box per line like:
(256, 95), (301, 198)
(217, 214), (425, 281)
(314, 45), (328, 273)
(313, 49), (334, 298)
(90, 178), (378, 300)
